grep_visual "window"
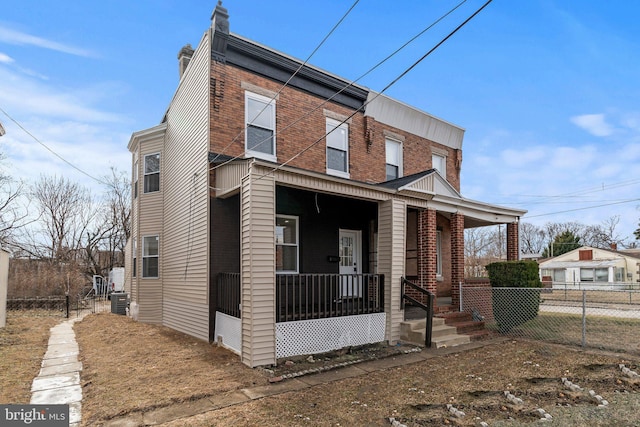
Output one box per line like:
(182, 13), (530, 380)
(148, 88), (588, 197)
(245, 92), (276, 161)
(552, 269), (565, 283)
(580, 267), (608, 282)
(385, 139), (402, 180)
(142, 236), (159, 278)
(132, 238), (137, 278)
(326, 118), (349, 178)
(432, 153), (446, 177)
(276, 215), (298, 273)
(133, 158), (139, 199)
(144, 153), (160, 193)
(615, 267), (626, 282)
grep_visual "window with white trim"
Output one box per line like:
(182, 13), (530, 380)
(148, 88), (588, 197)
(276, 215), (298, 273)
(385, 139), (402, 180)
(143, 153), (160, 193)
(132, 238), (137, 278)
(580, 267), (609, 282)
(133, 157), (139, 199)
(432, 153), (446, 178)
(245, 91), (276, 161)
(326, 118), (349, 178)
(142, 235), (159, 278)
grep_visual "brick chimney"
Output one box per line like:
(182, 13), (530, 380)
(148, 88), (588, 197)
(211, 0), (229, 62)
(610, 243), (618, 251)
(177, 44), (194, 79)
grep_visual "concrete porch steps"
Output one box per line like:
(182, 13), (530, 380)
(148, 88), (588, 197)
(400, 317), (471, 348)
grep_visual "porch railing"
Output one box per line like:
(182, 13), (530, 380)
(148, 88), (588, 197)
(217, 272), (241, 318)
(277, 274), (384, 322)
(401, 277), (434, 348)
(215, 273), (385, 323)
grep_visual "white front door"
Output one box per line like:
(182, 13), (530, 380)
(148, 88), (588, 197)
(339, 229), (362, 297)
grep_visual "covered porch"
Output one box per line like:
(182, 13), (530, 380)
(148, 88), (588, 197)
(209, 158), (525, 367)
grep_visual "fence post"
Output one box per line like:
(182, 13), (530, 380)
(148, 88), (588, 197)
(65, 295), (69, 319)
(581, 290), (586, 348)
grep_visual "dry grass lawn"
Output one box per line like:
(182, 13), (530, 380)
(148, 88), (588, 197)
(0, 313), (61, 404)
(74, 313), (640, 426)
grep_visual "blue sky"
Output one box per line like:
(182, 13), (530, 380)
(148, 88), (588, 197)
(1, 0), (639, 245)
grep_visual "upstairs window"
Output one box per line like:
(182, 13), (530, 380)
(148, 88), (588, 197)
(385, 139), (402, 180)
(133, 158), (139, 198)
(432, 153), (446, 178)
(326, 118), (349, 178)
(245, 92), (276, 161)
(144, 153), (160, 193)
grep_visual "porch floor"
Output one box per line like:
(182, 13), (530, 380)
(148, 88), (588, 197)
(404, 297), (453, 320)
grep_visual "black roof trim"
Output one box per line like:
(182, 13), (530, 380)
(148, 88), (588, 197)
(208, 152), (236, 164)
(223, 35), (369, 110)
(376, 169), (437, 190)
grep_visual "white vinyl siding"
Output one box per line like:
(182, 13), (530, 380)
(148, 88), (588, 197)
(161, 30), (211, 341)
(241, 163), (276, 367)
(326, 118), (349, 178)
(245, 91), (276, 161)
(378, 199), (406, 343)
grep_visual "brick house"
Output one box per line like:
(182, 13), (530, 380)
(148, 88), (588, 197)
(126, 3), (525, 367)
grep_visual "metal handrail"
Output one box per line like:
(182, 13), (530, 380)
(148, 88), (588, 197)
(401, 277), (434, 348)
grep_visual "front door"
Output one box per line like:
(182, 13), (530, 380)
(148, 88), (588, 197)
(339, 229), (362, 297)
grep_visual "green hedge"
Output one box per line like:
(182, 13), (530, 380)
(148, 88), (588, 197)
(486, 261), (542, 333)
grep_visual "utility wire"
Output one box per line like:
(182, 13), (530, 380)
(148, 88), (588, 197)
(209, 0), (470, 175)
(525, 198), (640, 219)
(210, 0), (361, 164)
(0, 106), (110, 186)
(253, 0), (494, 181)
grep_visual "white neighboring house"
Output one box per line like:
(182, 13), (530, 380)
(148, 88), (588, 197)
(539, 246), (640, 289)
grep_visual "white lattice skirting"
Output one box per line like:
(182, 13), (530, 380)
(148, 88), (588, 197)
(214, 312), (241, 355)
(276, 313), (387, 358)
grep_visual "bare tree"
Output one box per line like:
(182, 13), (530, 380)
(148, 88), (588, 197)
(23, 175), (96, 262)
(519, 222), (546, 255)
(83, 168), (130, 276)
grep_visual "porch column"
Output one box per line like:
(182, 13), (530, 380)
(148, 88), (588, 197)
(240, 163), (276, 368)
(417, 208), (437, 296)
(506, 222), (520, 261)
(378, 199), (406, 344)
(450, 212), (465, 309)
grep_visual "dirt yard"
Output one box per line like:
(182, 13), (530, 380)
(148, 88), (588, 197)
(73, 313), (640, 426)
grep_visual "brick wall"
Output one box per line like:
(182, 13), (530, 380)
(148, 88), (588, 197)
(507, 222), (519, 261)
(209, 61), (461, 188)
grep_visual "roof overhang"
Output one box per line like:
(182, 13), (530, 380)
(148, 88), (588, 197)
(212, 158), (526, 228)
(541, 260), (621, 269)
(127, 123), (167, 152)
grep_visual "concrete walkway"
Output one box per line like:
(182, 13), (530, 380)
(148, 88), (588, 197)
(30, 314), (87, 427)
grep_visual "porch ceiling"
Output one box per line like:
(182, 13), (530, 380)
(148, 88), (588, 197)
(211, 157), (527, 226)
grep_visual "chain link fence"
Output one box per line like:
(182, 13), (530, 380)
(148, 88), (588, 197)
(461, 286), (640, 355)
(6, 296), (69, 317)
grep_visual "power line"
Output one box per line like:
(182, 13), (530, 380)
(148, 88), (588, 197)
(210, 0), (362, 164)
(525, 198), (640, 219)
(210, 0), (470, 175)
(253, 0), (494, 181)
(0, 106), (110, 186)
